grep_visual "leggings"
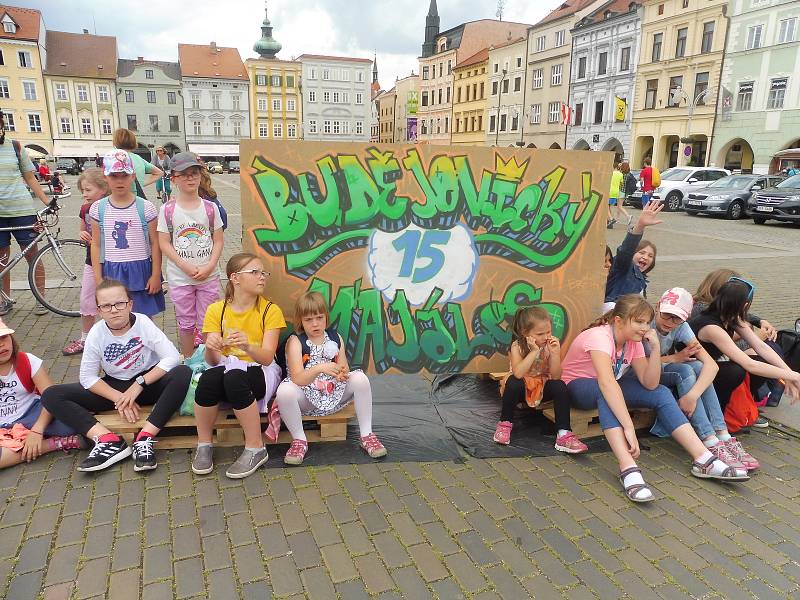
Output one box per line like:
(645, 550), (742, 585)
(714, 358), (772, 412)
(501, 376), (572, 431)
(195, 365), (266, 410)
(40, 365), (192, 436)
(275, 371), (373, 441)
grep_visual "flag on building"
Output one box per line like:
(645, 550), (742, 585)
(721, 86), (733, 121)
(560, 103), (573, 126)
(614, 96), (627, 122)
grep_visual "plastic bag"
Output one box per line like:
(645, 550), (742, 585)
(180, 344), (210, 416)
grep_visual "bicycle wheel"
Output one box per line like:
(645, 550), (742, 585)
(28, 239), (86, 317)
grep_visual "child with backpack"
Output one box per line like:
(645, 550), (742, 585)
(0, 318), (84, 469)
(63, 168), (110, 355)
(157, 152), (224, 357)
(273, 291), (387, 465)
(639, 157), (660, 208)
(89, 150), (165, 316)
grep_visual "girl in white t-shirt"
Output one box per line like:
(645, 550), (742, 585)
(0, 319), (83, 469)
(560, 295), (749, 503)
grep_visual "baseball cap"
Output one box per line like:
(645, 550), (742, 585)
(0, 317), (15, 336)
(659, 287), (693, 321)
(103, 150), (135, 176)
(171, 152), (203, 173)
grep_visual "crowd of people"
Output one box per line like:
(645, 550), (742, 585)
(0, 131), (797, 503)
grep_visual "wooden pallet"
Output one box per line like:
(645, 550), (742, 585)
(542, 406), (655, 438)
(95, 404), (356, 449)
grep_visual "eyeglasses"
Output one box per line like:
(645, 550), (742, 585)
(97, 300), (131, 313)
(174, 170), (201, 178)
(728, 276), (755, 301)
(659, 312), (684, 325)
(236, 269), (269, 278)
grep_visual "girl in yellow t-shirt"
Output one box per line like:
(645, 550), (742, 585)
(191, 253), (286, 479)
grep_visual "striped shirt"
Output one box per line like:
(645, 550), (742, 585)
(89, 197), (157, 263)
(0, 141), (35, 218)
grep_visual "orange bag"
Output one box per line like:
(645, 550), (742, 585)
(499, 374), (547, 408)
(723, 373), (758, 433)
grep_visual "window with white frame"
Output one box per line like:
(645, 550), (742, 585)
(3, 112), (14, 131)
(532, 68), (543, 89)
(323, 91), (331, 103)
(308, 90), (316, 102)
(55, 83), (67, 101)
(489, 114), (496, 133)
(287, 98), (296, 111)
(22, 81), (36, 100)
(322, 69), (330, 80)
(355, 120), (363, 134)
(127, 115), (138, 130)
(530, 103), (541, 124)
(356, 71), (365, 82)
(555, 30), (566, 47)
(746, 24), (764, 50)
(60, 117), (72, 133)
(342, 121), (350, 135)
(535, 36), (546, 52)
(101, 118), (112, 134)
(82, 117), (93, 133)
(548, 101), (560, 123)
(0, 79), (9, 99)
(17, 51), (31, 68)
(333, 120), (341, 134)
(258, 97), (267, 111)
(211, 93), (221, 110)
(193, 120), (202, 135)
(779, 17), (797, 44)
(270, 75), (280, 87)
(308, 120), (317, 134)
(273, 122), (283, 138)
(145, 69), (153, 79)
(259, 122), (268, 137)
(308, 67), (316, 79)
(147, 90), (156, 103)
(288, 123), (297, 138)
(191, 94), (200, 109)
(323, 120), (331, 134)
(272, 98), (281, 111)
(28, 113), (41, 132)
(356, 92), (363, 104)
(233, 121), (241, 136)
(333, 91), (340, 103)
(341, 70), (350, 81)
(125, 90), (134, 102)
(98, 86), (109, 103)
(551, 64), (562, 86)
(169, 115), (179, 132)
(3, 21), (15, 34)
(167, 91), (176, 104)
(77, 84), (88, 102)
(232, 94), (240, 110)
(256, 74), (266, 86)
(767, 78), (787, 109)
(213, 120), (222, 135)
(736, 81), (753, 111)
(516, 56), (522, 68)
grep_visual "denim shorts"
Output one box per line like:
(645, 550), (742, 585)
(0, 214), (38, 249)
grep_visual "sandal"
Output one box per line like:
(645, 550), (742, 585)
(619, 466), (655, 503)
(691, 455), (749, 481)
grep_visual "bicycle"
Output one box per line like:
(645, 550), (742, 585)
(0, 192), (86, 317)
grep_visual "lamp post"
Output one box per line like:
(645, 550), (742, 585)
(675, 86), (713, 166)
(495, 68), (507, 146)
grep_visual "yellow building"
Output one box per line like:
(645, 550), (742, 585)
(451, 48), (488, 146)
(0, 6), (53, 156)
(377, 88), (396, 143)
(631, 0), (728, 170)
(246, 6), (301, 140)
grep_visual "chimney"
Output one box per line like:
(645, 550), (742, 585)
(210, 41), (217, 52)
(137, 56), (144, 62)
(82, 28), (89, 34)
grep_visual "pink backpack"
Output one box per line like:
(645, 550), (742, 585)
(163, 199), (216, 240)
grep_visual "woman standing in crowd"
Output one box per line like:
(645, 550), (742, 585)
(152, 147), (172, 202)
(112, 129), (162, 198)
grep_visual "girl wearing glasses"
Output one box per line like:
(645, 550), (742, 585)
(689, 279), (800, 417)
(191, 253), (286, 479)
(561, 295), (749, 503)
(41, 279), (192, 473)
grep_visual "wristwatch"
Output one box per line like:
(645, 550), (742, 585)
(135, 375), (147, 387)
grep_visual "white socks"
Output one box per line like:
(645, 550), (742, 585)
(696, 449), (731, 475)
(621, 467), (652, 501)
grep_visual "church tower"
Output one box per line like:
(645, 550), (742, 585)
(421, 0), (440, 58)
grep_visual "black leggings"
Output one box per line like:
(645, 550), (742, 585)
(40, 365), (192, 436)
(713, 359), (771, 412)
(501, 376), (572, 430)
(195, 365), (266, 410)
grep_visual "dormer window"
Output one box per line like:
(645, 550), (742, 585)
(438, 40), (447, 52)
(3, 22), (15, 34)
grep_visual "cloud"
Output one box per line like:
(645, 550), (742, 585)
(8, 0), (562, 85)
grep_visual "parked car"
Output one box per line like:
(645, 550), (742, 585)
(81, 160), (96, 172)
(650, 167), (730, 211)
(206, 161), (223, 174)
(56, 158), (79, 175)
(227, 160), (240, 173)
(748, 174), (800, 225)
(684, 174), (784, 219)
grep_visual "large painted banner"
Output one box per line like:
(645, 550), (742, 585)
(241, 140), (611, 374)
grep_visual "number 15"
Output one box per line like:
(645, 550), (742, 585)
(392, 230), (452, 284)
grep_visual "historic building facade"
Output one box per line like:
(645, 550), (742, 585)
(451, 48), (488, 146)
(485, 37), (527, 147)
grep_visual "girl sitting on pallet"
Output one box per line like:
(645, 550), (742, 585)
(560, 294), (749, 503)
(493, 306), (588, 454)
(191, 253), (286, 479)
(41, 279), (192, 473)
(271, 291), (386, 466)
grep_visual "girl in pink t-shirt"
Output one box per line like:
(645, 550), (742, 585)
(561, 295), (749, 503)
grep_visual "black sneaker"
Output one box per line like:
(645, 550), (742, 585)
(0, 300), (12, 316)
(132, 436), (158, 471)
(77, 436), (132, 472)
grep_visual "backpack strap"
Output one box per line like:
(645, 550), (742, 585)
(135, 196), (150, 250)
(203, 199), (216, 232)
(165, 199), (215, 243)
(98, 197), (108, 263)
(164, 200), (176, 240)
(15, 352), (37, 395)
(12, 139), (22, 167)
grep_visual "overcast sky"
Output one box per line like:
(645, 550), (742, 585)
(9, 0), (563, 86)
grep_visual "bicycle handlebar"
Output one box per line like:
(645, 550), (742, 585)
(37, 191), (71, 218)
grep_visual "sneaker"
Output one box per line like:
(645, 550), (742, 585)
(77, 436), (132, 472)
(690, 455), (749, 481)
(0, 300), (12, 316)
(752, 416), (769, 428)
(725, 437), (760, 471)
(606, 220), (615, 229)
(132, 436), (158, 471)
(191, 445), (214, 475)
(555, 431), (589, 454)
(284, 439), (308, 465)
(708, 440), (744, 470)
(62, 339), (85, 356)
(360, 433), (387, 458)
(226, 447), (269, 479)
(53, 435), (87, 453)
(493, 421), (513, 445)
(34, 302), (48, 316)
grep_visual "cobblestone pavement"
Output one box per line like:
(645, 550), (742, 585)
(1, 175), (799, 599)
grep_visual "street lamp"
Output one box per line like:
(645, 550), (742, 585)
(495, 68), (507, 146)
(673, 86), (713, 166)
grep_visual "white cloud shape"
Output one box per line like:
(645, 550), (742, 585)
(368, 222), (478, 306)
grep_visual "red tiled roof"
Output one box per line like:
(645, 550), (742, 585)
(490, 36), (527, 51)
(44, 31), (118, 79)
(536, 0), (599, 26)
(179, 43), (247, 79)
(0, 5), (41, 42)
(456, 47), (489, 69)
(296, 54), (372, 64)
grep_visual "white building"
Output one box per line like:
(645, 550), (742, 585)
(178, 42), (249, 160)
(568, 1), (643, 160)
(298, 54), (374, 142)
(486, 37), (528, 147)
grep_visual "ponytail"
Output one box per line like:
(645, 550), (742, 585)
(224, 252), (260, 303)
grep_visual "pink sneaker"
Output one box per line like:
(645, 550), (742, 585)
(62, 339), (85, 356)
(360, 433), (387, 458)
(708, 440), (745, 470)
(284, 439), (308, 465)
(725, 437), (760, 471)
(493, 421), (512, 445)
(554, 431), (588, 454)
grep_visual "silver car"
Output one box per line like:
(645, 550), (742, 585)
(684, 174), (784, 219)
(651, 167), (730, 211)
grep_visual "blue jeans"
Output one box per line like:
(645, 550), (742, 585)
(567, 376), (688, 434)
(641, 193), (652, 208)
(653, 361), (726, 440)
